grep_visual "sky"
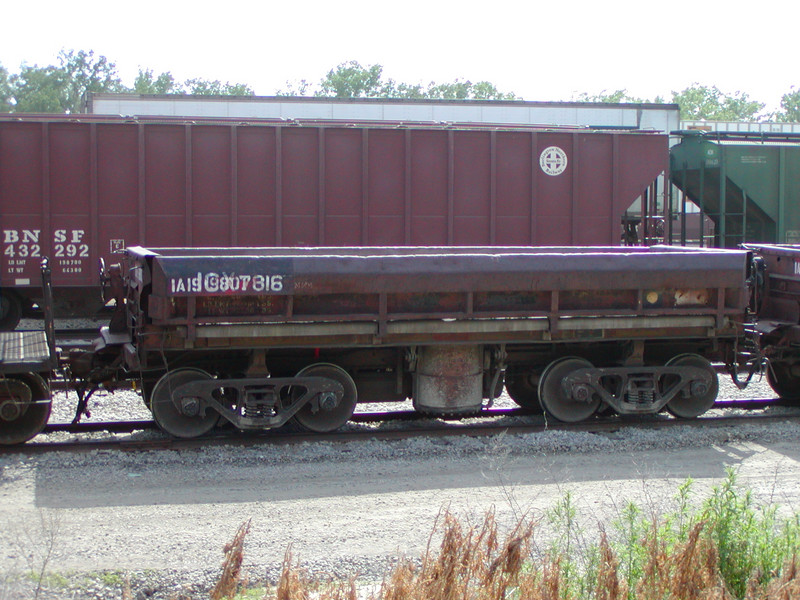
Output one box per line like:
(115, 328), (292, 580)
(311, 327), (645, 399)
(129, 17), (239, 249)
(3, 0), (797, 114)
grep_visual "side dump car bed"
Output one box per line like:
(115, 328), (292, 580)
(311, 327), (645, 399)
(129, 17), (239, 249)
(123, 245), (750, 352)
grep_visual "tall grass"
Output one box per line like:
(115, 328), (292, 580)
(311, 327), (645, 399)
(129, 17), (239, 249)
(211, 469), (799, 600)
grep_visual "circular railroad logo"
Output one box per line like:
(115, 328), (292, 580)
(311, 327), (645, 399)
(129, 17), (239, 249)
(539, 146), (568, 176)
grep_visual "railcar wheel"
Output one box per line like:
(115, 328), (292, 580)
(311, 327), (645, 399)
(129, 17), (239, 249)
(766, 362), (800, 404)
(150, 368), (218, 438)
(538, 357), (599, 423)
(0, 373), (51, 445)
(504, 366), (544, 413)
(292, 363), (357, 433)
(665, 354), (718, 419)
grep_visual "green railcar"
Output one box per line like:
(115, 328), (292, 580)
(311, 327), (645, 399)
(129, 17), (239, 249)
(670, 131), (800, 247)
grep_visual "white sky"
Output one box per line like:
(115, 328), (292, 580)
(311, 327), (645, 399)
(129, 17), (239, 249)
(3, 0), (797, 113)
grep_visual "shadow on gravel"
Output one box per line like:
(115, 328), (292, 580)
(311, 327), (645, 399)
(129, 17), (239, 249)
(26, 431), (798, 509)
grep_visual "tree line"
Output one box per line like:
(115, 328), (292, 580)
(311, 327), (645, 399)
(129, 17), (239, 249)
(1, 49), (798, 122)
(0, 50), (254, 113)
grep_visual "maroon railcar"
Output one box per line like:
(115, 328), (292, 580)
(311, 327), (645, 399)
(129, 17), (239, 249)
(744, 244), (800, 401)
(0, 114), (668, 328)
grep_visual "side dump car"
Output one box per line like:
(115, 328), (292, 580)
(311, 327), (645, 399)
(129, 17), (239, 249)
(70, 245), (750, 438)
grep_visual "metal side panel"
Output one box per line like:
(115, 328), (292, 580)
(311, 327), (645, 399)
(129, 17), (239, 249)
(139, 315), (731, 351)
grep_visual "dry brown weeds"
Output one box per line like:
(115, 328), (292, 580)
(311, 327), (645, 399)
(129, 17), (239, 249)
(370, 508), (543, 600)
(210, 518), (251, 600)
(274, 545), (308, 600)
(210, 510), (798, 600)
(121, 572), (132, 600)
(744, 556), (800, 600)
(595, 528), (627, 600)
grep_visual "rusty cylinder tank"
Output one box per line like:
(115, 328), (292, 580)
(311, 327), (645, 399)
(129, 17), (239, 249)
(413, 345), (483, 415)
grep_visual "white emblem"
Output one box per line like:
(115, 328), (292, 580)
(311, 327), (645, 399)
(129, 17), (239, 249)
(539, 146), (568, 176)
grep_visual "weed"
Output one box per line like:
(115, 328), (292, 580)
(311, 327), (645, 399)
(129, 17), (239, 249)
(97, 570), (126, 587)
(241, 474), (800, 600)
(612, 500), (649, 594)
(701, 468), (800, 598)
(211, 518), (251, 600)
(545, 489), (599, 597)
(24, 570), (69, 589)
(7, 509), (63, 600)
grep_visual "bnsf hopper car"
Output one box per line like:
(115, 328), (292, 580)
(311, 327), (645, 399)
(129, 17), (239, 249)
(0, 115), (668, 329)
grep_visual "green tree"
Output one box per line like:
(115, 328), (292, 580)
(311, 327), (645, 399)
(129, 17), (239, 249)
(470, 81), (516, 100)
(671, 84), (764, 121)
(576, 89), (656, 103)
(135, 68), (253, 96)
(425, 79), (516, 100)
(4, 50), (258, 110)
(133, 68), (177, 94)
(393, 82), (426, 99)
(10, 49), (124, 113)
(9, 64), (66, 112)
(183, 78), (254, 96)
(775, 87), (800, 122)
(275, 79), (312, 96)
(59, 49), (125, 111)
(420, 80), (472, 100)
(317, 61), (389, 98)
(311, 61), (518, 100)
(0, 64), (13, 111)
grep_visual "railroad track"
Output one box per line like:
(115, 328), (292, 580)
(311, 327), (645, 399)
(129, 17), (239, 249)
(3, 397), (795, 455)
(33, 396), (785, 437)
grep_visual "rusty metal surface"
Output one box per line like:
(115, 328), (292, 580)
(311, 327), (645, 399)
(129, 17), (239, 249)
(413, 345), (483, 414)
(136, 317), (723, 353)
